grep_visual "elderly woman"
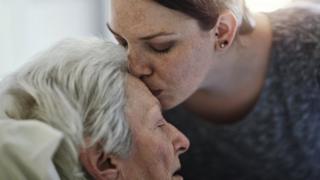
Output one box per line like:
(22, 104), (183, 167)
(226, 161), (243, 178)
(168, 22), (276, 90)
(0, 39), (189, 180)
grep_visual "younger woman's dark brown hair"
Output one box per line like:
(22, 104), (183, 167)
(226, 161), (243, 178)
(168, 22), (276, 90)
(154, 0), (255, 34)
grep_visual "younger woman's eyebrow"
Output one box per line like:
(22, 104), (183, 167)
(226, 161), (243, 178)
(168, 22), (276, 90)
(107, 23), (174, 41)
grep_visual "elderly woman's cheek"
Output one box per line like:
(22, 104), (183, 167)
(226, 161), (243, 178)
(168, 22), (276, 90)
(155, 141), (173, 170)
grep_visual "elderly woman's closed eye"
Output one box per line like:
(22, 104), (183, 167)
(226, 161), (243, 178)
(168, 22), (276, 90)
(0, 38), (189, 180)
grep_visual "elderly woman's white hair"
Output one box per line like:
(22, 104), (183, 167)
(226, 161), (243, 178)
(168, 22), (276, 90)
(0, 38), (131, 179)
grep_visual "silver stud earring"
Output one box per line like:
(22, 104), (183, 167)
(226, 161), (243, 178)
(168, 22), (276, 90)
(219, 40), (228, 48)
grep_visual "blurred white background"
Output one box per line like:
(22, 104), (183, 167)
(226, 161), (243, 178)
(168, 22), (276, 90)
(0, 0), (110, 79)
(0, 0), (318, 80)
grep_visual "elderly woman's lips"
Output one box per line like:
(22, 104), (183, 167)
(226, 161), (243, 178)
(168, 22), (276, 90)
(172, 167), (183, 179)
(172, 175), (183, 180)
(151, 89), (163, 97)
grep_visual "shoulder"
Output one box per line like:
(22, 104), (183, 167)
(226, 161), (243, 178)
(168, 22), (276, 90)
(263, 7), (320, 107)
(267, 6), (320, 44)
(266, 7), (320, 68)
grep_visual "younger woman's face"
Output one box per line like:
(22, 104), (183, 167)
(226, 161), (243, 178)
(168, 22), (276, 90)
(109, 0), (216, 109)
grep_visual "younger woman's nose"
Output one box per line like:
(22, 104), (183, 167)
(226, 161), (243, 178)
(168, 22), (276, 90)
(128, 53), (152, 79)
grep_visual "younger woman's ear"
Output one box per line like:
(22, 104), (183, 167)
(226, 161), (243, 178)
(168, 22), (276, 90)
(211, 10), (239, 51)
(79, 142), (120, 180)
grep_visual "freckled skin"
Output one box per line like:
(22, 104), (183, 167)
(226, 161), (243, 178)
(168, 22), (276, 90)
(109, 0), (273, 123)
(110, 0), (216, 109)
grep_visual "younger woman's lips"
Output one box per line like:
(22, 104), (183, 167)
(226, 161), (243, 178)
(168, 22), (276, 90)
(151, 89), (163, 97)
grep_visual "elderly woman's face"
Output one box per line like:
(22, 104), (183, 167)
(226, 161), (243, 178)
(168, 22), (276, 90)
(109, 0), (216, 110)
(118, 75), (190, 180)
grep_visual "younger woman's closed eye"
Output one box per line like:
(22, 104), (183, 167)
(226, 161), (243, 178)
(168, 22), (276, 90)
(148, 41), (175, 54)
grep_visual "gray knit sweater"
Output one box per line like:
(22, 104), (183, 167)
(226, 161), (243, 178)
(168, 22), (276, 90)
(165, 7), (320, 180)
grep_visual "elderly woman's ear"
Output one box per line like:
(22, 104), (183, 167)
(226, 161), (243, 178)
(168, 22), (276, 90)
(80, 141), (120, 180)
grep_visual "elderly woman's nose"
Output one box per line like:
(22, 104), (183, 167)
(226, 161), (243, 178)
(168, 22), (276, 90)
(170, 124), (190, 155)
(128, 53), (152, 78)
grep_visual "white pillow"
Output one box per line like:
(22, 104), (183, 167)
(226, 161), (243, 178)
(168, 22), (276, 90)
(0, 119), (63, 180)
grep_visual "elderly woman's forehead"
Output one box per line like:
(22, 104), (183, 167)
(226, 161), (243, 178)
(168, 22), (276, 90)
(126, 75), (159, 106)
